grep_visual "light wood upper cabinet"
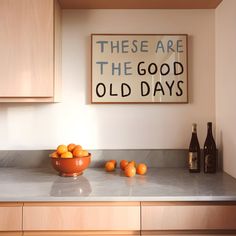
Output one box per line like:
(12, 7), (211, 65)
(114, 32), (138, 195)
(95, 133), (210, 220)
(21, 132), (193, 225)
(0, 0), (61, 102)
(0, 203), (23, 231)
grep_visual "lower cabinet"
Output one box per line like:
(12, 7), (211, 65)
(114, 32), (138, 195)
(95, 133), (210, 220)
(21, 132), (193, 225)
(0, 233), (22, 236)
(0, 203), (22, 234)
(1, 201), (236, 235)
(23, 202), (140, 235)
(23, 233), (139, 236)
(23, 233), (138, 236)
(141, 202), (236, 235)
(142, 234), (236, 236)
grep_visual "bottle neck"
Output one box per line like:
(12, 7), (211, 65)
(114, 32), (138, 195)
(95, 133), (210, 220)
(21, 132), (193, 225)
(192, 132), (198, 138)
(207, 123), (213, 137)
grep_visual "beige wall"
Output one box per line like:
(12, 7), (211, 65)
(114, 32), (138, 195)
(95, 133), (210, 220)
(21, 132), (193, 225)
(0, 10), (215, 149)
(215, 0), (236, 178)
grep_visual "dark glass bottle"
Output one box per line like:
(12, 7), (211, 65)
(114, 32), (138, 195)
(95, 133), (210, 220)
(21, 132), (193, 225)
(188, 123), (201, 173)
(204, 122), (217, 173)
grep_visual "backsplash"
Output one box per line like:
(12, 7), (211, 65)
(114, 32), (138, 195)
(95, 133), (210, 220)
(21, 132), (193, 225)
(0, 149), (189, 168)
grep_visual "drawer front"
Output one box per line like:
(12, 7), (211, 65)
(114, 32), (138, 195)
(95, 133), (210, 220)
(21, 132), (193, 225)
(0, 233), (22, 236)
(143, 235), (236, 236)
(23, 203), (140, 231)
(142, 231), (236, 236)
(0, 205), (22, 231)
(142, 204), (236, 230)
(23, 232), (140, 236)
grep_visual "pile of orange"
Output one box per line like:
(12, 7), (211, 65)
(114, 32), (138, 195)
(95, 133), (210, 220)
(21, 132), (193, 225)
(50, 144), (89, 159)
(105, 159), (147, 177)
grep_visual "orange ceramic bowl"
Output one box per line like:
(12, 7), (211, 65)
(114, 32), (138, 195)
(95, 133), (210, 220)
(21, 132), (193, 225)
(51, 154), (91, 177)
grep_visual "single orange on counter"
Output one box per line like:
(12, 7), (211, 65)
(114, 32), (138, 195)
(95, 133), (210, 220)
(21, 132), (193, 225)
(109, 160), (117, 168)
(67, 143), (76, 152)
(61, 151), (73, 158)
(50, 151), (59, 158)
(124, 164), (136, 177)
(57, 145), (68, 155)
(136, 163), (147, 175)
(120, 160), (129, 170)
(105, 161), (115, 172)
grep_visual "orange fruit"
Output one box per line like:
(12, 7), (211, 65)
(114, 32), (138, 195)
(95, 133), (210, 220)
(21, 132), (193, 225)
(73, 146), (83, 157)
(74, 145), (82, 151)
(67, 143), (76, 152)
(50, 151), (59, 158)
(120, 160), (129, 170)
(105, 161), (115, 172)
(136, 163), (147, 175)
(81, 150), (89, 157)
(129, 160), (137, 168)
(73, 149), (89, 158)
(57, 145), (68, 155)
(73, 149), (83, 157)
(109, 160), (117, 168)
(61, 151), (73, 158)
(124, 164), (136, 177)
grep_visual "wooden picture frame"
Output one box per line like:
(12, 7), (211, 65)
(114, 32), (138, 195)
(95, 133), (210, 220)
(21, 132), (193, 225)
(91, 34), (188, 104)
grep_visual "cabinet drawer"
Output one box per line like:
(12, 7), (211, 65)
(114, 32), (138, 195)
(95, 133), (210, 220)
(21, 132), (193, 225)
(0, 203), (22, 231)
(142, 232), (236, 236)
(0, 233), (22, 236)
(142, 231), (236, 236)
(141, 203), (236, 230)
(23, 202), (140, 231)
(23, 232), (139, 236)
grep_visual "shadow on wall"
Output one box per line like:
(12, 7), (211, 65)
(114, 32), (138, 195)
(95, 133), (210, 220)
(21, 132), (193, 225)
(188, 35), (193, 104)
(0, 103), (61, 149)
(85, 34), (91, 105)
(218, 130), (223, 171)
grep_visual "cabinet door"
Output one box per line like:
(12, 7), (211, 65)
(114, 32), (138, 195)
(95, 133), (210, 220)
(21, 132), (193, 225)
(0, 0), (54, 97)
(141, 202), (236, 231)
(0, 203), (22, 231)
(23, 202), (140, 231)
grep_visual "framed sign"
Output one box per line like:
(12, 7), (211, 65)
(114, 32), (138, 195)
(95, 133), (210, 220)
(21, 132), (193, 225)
(91, 34), (188, 104)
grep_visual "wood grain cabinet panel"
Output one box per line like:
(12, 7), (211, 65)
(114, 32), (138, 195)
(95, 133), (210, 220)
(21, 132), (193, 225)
(143, 234), (236, 236)
(58, 0), (223, 9)
(141, 203), (236, 231)
(0, 204), (22, 231)
(23, 231), (140, 235)
(0, 233), (22, 236)
(0, 0), (61, 102)
(23, 203), (140, 231)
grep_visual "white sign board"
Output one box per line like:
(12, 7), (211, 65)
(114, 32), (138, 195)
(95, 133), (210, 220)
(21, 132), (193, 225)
(91, 34), (188, 103)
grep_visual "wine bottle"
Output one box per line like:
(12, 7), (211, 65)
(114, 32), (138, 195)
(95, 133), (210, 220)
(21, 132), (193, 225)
(204, 122), (217, 173)
(188, 123), (201, 173)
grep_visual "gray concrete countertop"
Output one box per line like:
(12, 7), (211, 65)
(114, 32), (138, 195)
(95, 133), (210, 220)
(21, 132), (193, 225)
(0, 167), (236, 202)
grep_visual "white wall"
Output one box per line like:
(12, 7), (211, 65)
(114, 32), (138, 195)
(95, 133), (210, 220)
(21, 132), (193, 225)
(215, 0), (236, 178)
(0, 10), (215, 150)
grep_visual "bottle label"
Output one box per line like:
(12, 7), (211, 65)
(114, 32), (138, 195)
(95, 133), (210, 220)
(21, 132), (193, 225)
(189, 152), (198, 170)
(205, 154), (215, 172)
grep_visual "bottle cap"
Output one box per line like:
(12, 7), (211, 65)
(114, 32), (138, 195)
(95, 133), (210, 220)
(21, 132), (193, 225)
(192, 123), (197, 133)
